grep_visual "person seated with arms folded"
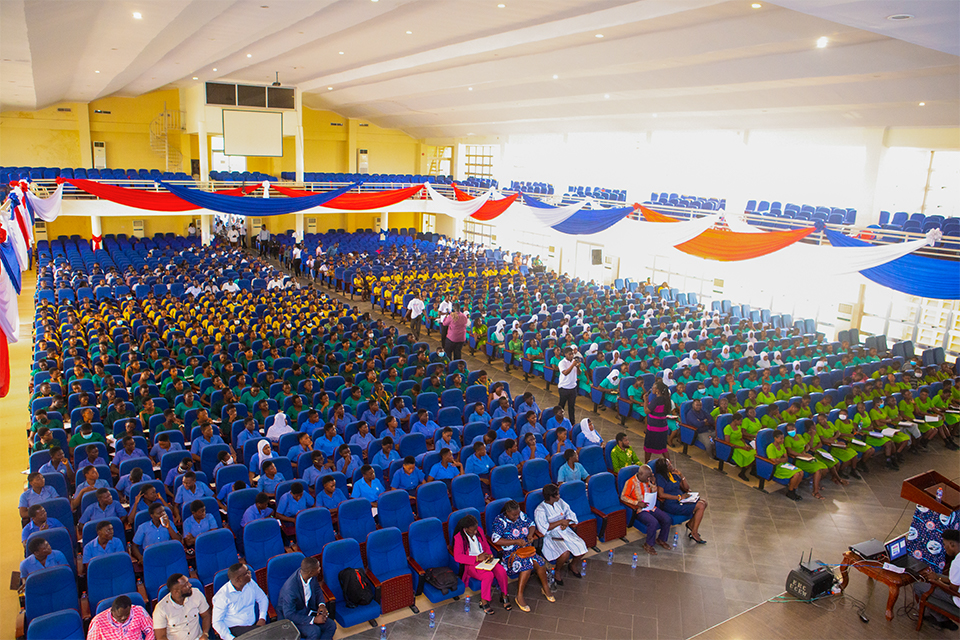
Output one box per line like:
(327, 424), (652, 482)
(427, 447), (462, 485)
(83, 520), (126, 564)
(436, 426), (461, 455)
(71, 464), (110, 511)
(76, 444), (106, 473)
(620, 464), (672, 555)
(351, 464), (385, 505)
(112, 435), (147, 476)
(132, 502), (182, 563)
(79, 487), (127, 528)
(465, 441), (496, 488)
(611, 431), (641, 473)
(557, 449), (589, 484)
(277, 556), (336, 640)
(21, 504), (65, 549)
(498, 439), (524, 468)
(684, 398), (715, 459)
(175, 471), (214, 522)
(19, 472), (58, 519)
(212, 563), (269, 640)
(183, 499), (219, 548)
(391, 456), (425, 495)
(316, 476), (348, 514)
(520, 432), (549, 461)
(153, 573), (212, 640)
(277, 482), (314, 542)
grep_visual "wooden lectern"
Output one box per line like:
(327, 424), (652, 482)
(901, 470), (960, 516)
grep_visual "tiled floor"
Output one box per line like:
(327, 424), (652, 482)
(274, 259), (959, 640)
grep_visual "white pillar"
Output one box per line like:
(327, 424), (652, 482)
(861, 128), (887, 226)
(90, 213), (102, 247)
(295, 87), (305, 182)
(198, 122), (209, 183)
(380, 211), (389, 232)
(295, 212), (305, 240)
(200, 214), (212, 245)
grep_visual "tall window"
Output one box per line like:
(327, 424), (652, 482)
(463, 145), (496, 178)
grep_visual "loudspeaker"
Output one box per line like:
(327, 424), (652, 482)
(591, 249), (602, 265)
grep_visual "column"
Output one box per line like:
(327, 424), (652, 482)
(346, 119), (359, 172)
(198, 122), (209, 183)
(77, 103), (93, 168)
(380, 211), (389, 232)
(295, 87), (305, 182)
(200, 214), (212, 246)
(90, 213), (102, 248)
(861, 128), (887, 226)
(295, 212), (305, 241)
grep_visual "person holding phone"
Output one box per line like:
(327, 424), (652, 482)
(132, 502), (181, 563)
(557, 347), (580, 423)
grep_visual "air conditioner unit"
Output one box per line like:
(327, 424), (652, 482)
(132, 219), (145, 238)
(306, 217), (317, 233)
(34, 221), (48, 243)
(92, 141), (107, 169)
(357, 149), (369, 174)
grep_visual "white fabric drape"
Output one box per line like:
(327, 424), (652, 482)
(520, 200), (587, 227)
(602, 212), (719, 256)
(425, 183), (493, 219)
(26, 184), (63, 222)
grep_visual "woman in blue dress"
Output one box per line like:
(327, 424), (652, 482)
(653, 457), (708, 544)
(490, 500), (554, 612)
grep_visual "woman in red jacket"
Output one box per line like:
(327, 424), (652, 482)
(452, 514), (511, 615)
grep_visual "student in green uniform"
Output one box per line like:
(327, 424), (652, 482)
(757, 382), (776, 406)
(524, 339), (545, 376)
(724, 413), (755, 481)
(814, 413), (860, 480)
(853, 400), (898, 470)
(760, 405), (783, 432)
(833, 409), (873, 475)
(625, 377), (646, 420)
(784, 424), (826, 499)
(766, 430), (804, 501)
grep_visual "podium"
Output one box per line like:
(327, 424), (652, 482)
(901, 471), (960, 517)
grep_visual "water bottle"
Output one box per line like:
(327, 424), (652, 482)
(631, 553), (638, 569)
(547, 568), (556, 589)
(464, 596), (471, 613)
(672, 532), (678, 549)
(379, 626), (387, 640)
(429, 610), (435, 629)
(937, 487), (944, 503)
(581, 561), (587, 578)
(607, 549), (614, 565)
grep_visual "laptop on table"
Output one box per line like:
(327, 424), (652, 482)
(884, 534), (928, 575)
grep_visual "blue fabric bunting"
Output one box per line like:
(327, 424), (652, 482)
(520, 193), (558, 209)
(550, 205), (635, 235)
(160, 181), (362, 216)
(824, 229), (960, 300)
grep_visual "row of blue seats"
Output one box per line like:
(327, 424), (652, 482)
(207, 171), (278, 182)
(566, 185), (627, 202)
(508, 180), (554, 195)
(648, 192), (725, 211)
(748, 200), (856, 225)
(278, 172), (455, 184)
(1, 166), (192, 181)
(877, 211), (960, 234)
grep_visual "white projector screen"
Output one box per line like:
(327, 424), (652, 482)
(222, 109), (283, 157)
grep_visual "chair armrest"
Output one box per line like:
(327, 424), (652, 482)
(714, 437), (732, 447)
(9, 571), (20, 590)
(756, 455), (776, 465)
(16, 611), (24, 639)
(590, 507), (609, 519)
(320, 582), (336, 605)
(408, 559), (425, 595)
(408, 559), (425, 577)
(366, 569), (382, 589)
(80, 596), (91, 621)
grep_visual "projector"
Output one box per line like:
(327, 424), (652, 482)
(785, 550), (835, 600)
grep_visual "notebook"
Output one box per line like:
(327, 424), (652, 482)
(476, 557), (500, 571)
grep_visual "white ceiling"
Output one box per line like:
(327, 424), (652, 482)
(2, 0), (958, 137)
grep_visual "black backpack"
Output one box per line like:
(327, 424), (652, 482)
(424, 567), (459, 594)
(338, 568), (376, 608)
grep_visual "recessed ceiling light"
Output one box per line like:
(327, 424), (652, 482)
(887, 13), (913, 20)
(497, 3), (505, 7)
(339, 51), (344, 55)
(751, 3), (761, 8)
(595, 34), (604, 38)
(246, 53), (252, 58)
(552, 74), (559, 79)
(816, 36), (828, 48)
(406, 30), (412, 34)
(652, 113), (658, 118)
(604, 94), (610, 99)
(193, 76), (199, 80)
(95, 70), (100, 73)
(212, 68), (217, 71)
(919, 102), (926, 106)
(132, 11), (142, 19)
(468, 87), (473, 91)
(328, 86), (333, 90)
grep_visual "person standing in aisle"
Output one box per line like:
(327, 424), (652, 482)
(407, 292), (425, 341)
(292, 245), (302, 278)
(443, 304), (469, 361)
(557, 347), (580, 424)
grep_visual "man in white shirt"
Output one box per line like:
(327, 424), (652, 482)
(211, 563), (268, 640)
(227, 226), (240, 247)
(154, 573), (211, 640)
(187, 222), (197, 237)
(258, 228), (270, 256)
(406, 292), (425, 341)
(292, 245), (302, 277)
(267, 276), (284, 291)
(557, 347), (581, 423)
(185, 282), (202, 298)
(221, 280), (240, 294)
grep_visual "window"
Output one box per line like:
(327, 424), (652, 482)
(463, 145), (496, 178)
(463, 220), (495, 246)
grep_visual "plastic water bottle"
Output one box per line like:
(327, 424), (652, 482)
(429, 610), (435, 629)
(547, 568), (556, 589)
(581, 561), (587, 578)
(673, 532), (678, 549)
(631, 553), (638, 569)
(607, 550), (614, 565)
(937, 487), (944, 503)
(464, 596), (471, 613)
(379, 626), (387, 640)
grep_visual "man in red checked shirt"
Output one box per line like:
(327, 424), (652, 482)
(87, 595), (155, 640)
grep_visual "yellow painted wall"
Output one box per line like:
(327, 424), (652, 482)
(45, 216), (91, 238)
(89, 89), (183, 171)
(388, 212), (421, 231)
(0, 103), (82, 167)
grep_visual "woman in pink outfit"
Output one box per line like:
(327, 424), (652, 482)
(452, 514), (512, 615)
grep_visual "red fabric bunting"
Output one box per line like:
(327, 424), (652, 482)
(0, 325), (8, 398)
(639, 205), (815, 261)
(450, 184), (519, 221)
(268, 184), (425, 209)
(57, 178), (258, 211)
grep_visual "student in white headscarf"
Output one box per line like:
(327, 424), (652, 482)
(720, 345), (732, 361)
(661, 369), (676, 388)
(744, 343), (757, 359)
(683, 350), (701, 368)
(576, 417), (603, 448)
(772, 351), (784, 366)
(266, 411), (294, 443)
(722, 324), (733, 338)
(610, 350), (625, 367)
(757, 352), (771, 369)
(585, 343), (599, 357)
(598, 369), (620, 404)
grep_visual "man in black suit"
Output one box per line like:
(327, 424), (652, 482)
(277, 556), (337, 639)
